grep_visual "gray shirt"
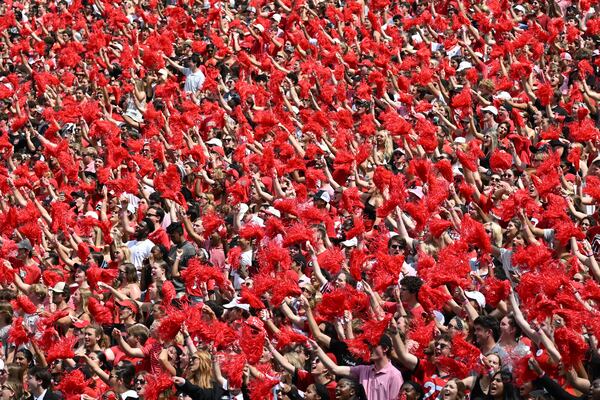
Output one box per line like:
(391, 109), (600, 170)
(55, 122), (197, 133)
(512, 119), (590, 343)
(169, 241), (197, 292)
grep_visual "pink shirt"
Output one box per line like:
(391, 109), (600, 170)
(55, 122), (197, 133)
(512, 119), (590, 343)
(350, 361), (403, 400)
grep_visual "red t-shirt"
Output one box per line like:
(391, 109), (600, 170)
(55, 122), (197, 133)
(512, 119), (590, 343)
(109, 346), (144, 372)
(294, 369), (337, 400)
(142, 337), (163, 374)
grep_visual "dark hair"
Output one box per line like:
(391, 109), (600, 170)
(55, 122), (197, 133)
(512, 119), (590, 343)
(314, 383), (331, 399)
(29, 366), (52, 389)
(402, 381), (425, 400)
(400, 276), (423, 295)
(113, 362), (136, 389)
(487, 370), (522, 400)
(16, 348), (34, 367)
(203, 301), (224, 319)
(474, 316), (501, 342)
(190, 53), (202, 67)
(150, 207), (165, 223)
(335, 270), (357, 288)
(338, 377), (367, 400)
(122, 263), (138, 285)
(166, 222), (184, 235)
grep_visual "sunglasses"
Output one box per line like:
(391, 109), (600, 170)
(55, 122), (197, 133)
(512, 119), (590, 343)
(390, 244), (403, 250)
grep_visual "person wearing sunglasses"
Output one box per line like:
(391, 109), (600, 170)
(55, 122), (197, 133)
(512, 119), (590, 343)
(134, 372), (148, 398)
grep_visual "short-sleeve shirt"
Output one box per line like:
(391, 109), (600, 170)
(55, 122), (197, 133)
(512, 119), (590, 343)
(350, 361), (403, 400)
(126, 239), (155, 271)
(141, 337), (163, 374)
(182, 68), (206, 93)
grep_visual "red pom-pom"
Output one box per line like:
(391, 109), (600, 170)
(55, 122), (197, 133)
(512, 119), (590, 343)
(316, 287), (369, 320)
(512, 355), (538, 386)
(418, 284), (451, 313)
(182, 258), (227, 290)
(239, 224), (265, 242)
(248, 377), (279, 400)
(583, 175), (600, 202)
(275, 326), (308, 350)
(219, 352), (247, 389)
(8, 317), (28, 346)
(536, 82), (554, 107)
(554, 327), (587, 368)
(201, 212), (224, 236)
(55, 369), (92, 400)
(46, 335), (77, 363)
(86, 265), (118, 291)
(317, 247), (345, 275)
(144, 373), (175, 400)
(429, 218), (453, 238)
(157, 307), (187, 341)
(481, 277), (511, 307)
(87, 297), (113, 325)
(239, 323), (266, 365)
(489, 149), (513, 171)
(282, 223), (314, 247)
(271, 275), (302, 306)
(11, 295), (37, 314)
(240, 287), (265, 309)
(460, 216), (491, 254)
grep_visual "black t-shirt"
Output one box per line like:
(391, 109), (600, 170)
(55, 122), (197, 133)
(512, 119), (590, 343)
(329, 337), (359, 367)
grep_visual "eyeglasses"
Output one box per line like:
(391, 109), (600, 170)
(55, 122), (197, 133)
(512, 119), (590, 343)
(146, 213), (157, 217)
(390, 244), (403, 250)
(135, 379), (146, 385)
(491, 177), (501, 182)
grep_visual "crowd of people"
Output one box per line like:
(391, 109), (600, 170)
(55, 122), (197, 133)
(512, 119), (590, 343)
(0, 0), (600, 399)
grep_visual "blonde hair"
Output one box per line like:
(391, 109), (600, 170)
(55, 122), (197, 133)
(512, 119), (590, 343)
(284, 351), (304, 370)
(187, 350), (213, 389)
(30, 284), (48, 301)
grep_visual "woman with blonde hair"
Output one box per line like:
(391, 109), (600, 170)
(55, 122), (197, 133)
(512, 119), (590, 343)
(0, 381), (26, 400)
(172, 350), (226, 399)
(72, 287), (93, 323)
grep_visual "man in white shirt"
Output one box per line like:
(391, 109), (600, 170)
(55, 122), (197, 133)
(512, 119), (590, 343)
(126, 218), (155, 272)
(164, 53), (205, 94)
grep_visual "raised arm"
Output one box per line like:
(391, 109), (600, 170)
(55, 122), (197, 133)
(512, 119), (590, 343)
(308, 339), (351, 377)
(389, 319), (418, 371)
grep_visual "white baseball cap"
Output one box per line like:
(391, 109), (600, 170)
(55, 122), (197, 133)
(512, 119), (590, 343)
(206, 138), (223, 147)
(223, 297), (250, 312)
(481, 105), (498, 116)
(457, 61), (473, 72)
(465, 290), (486, 309)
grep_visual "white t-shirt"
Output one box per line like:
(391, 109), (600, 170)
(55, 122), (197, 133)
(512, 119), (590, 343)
(182, 68), (206, 93)
(126, 239), (155, 271)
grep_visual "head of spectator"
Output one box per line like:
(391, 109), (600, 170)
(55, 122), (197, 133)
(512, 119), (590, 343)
(27, 367), (52, 398)
(474, 316), (501, 353)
